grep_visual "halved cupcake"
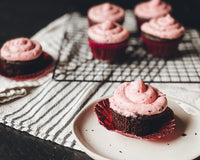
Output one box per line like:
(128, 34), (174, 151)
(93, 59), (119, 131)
(95, 80), (175, 139)
(0, 37), (53, 79)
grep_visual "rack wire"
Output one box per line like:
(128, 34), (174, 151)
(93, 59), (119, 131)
(52, 13), (200, 83)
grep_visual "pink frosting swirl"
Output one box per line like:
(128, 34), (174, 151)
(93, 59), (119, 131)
(134, 0), (172, 19)
(1, 37), (42, 61)
(88, 2), (125, 23)
(141, 14), (185, 39)
(88, 21), (129, 44)
(109, 80), (167, 117)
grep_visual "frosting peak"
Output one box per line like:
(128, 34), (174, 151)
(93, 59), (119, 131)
(125, 80), (157, 104)
(157, 14), (174, 25)
(88, 21), (129, 44)
(101, 21), (114, 30)
(150, 0), (161, 6)
(109, 80), (167, 116)
(1, 37), (42, 61)
(129, 80), (146, 93)
(88, 3), (125, 23)
(102, 3), (112, 11)
(141, 14), (185, 39)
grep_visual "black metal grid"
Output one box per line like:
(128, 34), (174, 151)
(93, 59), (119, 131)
(53, 15), (200, 83)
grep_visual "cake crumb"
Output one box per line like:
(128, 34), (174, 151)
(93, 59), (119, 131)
(167, 143), (169, 145)
(91, 129), (94, 131)
(195, 132), (197, 135)
(119, 150), (122, 153)
(85, 129), (88, 131)
(182, 133), (187, 136)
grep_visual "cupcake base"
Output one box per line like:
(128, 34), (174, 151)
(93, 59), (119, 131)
(88, 38), (129, 62)
(95, 98), (175, 140)
(141, 33), (182, 57)
(111, 107), (174, 136)
(0, 52), (54, 80)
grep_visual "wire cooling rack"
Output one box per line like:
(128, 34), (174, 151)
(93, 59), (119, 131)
(53, 13), (200, 83)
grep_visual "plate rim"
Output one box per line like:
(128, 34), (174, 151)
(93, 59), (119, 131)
(72, 98), (110, 160)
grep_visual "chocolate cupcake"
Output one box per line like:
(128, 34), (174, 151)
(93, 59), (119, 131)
(87, 2), (125, 27)
(88, 20), (129, 62)
(134, 0), (172, 29)
(0, 37), (53, 79)
(141, 14), (185, 57)
(95, 80), (175, 139)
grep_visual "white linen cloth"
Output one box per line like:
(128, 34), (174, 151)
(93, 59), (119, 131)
(0, 11), (199, 151)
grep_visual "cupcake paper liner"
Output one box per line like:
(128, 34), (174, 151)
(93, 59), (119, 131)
(0, 52), (54, 81)
(94, 98), (175, 140)
(88, 38), (129, 62)
(141, 34), (181, 57)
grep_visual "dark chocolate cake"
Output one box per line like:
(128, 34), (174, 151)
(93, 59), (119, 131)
(0, 53), (46, 77)
(111, 107), (174, 136)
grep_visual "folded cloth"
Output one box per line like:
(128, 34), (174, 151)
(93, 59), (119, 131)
(0, 75), (52, 103)
(0, 88), (26, 103)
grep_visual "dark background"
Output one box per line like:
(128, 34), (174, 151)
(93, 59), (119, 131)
(0, 0), (200, 46)
(0, 0), (200, 159)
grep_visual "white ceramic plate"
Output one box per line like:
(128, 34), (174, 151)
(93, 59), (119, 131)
(72, 97), (200, 160)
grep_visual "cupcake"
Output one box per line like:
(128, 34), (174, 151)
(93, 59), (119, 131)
(88, 20), (129, 62)
(87, 2), (125, 27)
(141, 14), (185, 57)
(134, 0), (172, 29)
(0, 37), (53, 79)
(95, 80), (175, 139)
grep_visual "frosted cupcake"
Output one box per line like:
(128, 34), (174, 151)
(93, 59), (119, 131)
(0, 37), (53, 79)
(141, 14), (185, 57)
(88, 20), (129, 62)
(87, 2), (125, 27)
(134, 0), (172, 29)
(95, 80), (175, 139)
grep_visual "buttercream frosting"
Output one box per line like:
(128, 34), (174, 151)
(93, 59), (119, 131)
(109, 80), (167, 117)
(134, 0), (172, 19)
(88, 20), (129, 44)
(1, 37), (42, 61)
(88, 2), (125, 23)
(141, 14), (185, 39)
